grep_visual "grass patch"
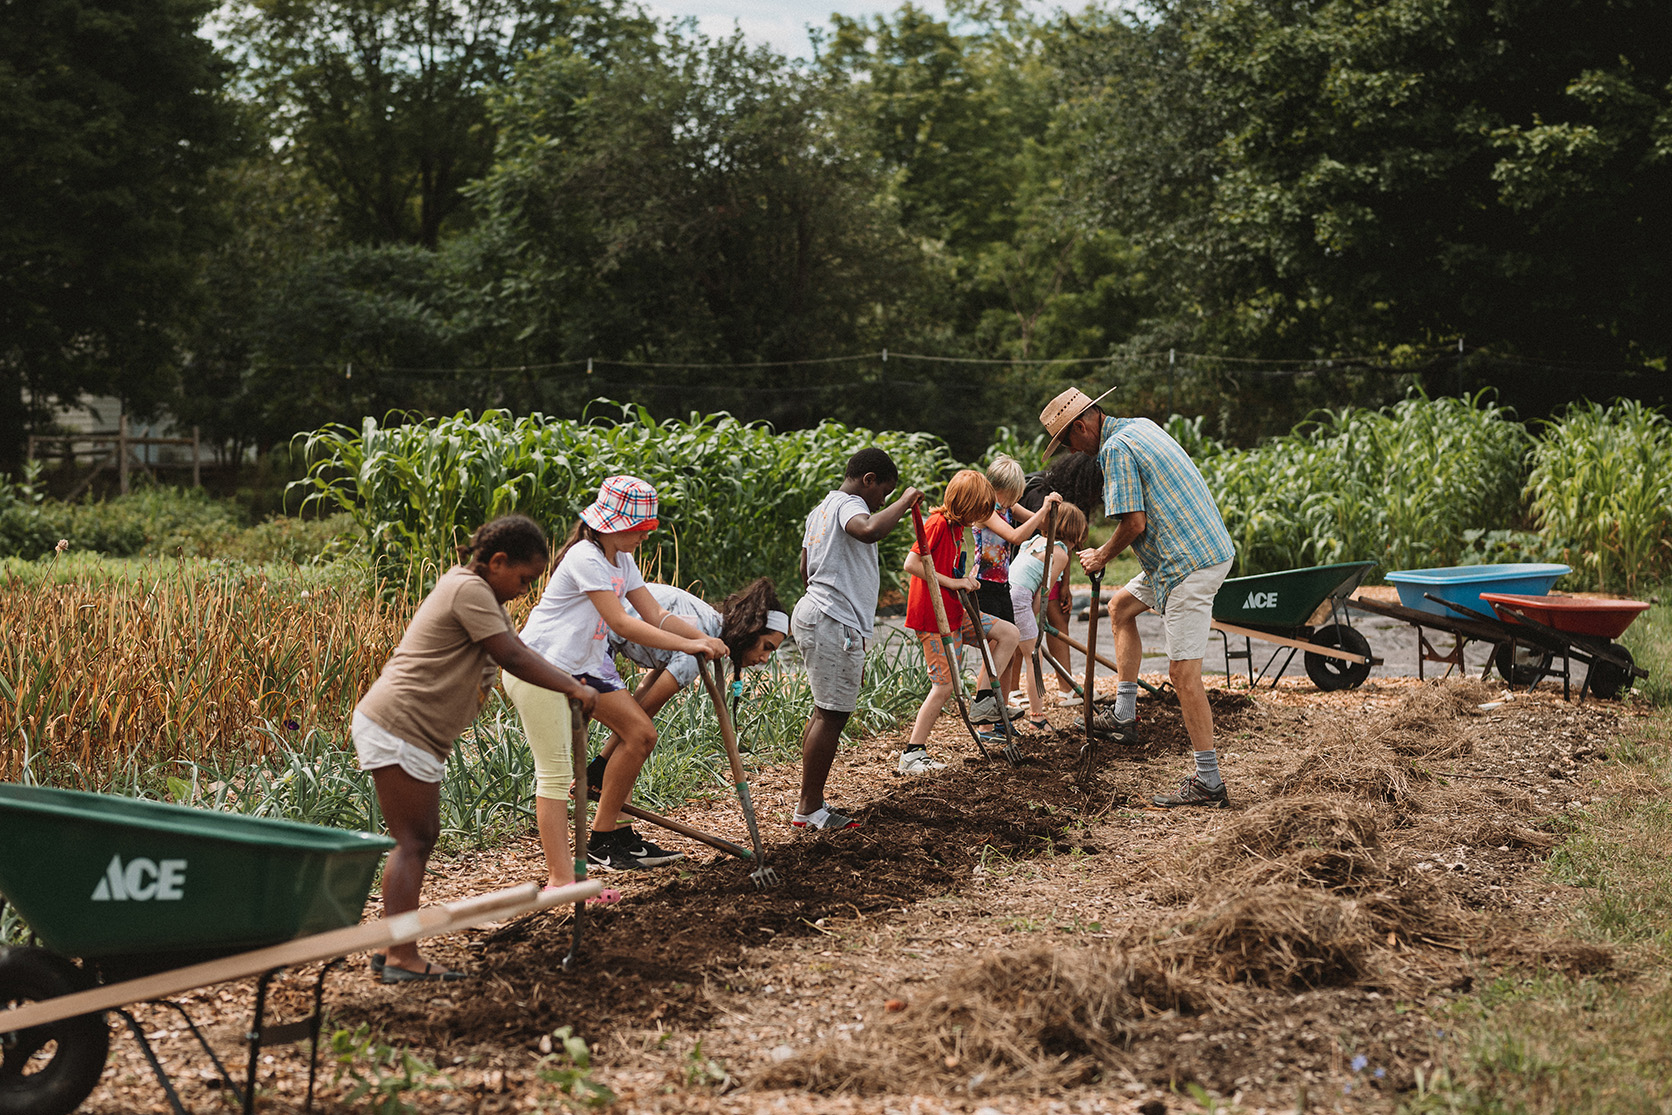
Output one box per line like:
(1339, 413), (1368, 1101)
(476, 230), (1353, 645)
(1619, 586), (1672, 707)
(1405, 714), (1672, 1114)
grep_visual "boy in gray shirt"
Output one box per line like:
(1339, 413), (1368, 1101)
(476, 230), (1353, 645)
(790, 448), (922, 830)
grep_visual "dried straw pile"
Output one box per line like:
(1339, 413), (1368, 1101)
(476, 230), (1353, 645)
(757, 946), (1210, 1096)
(1273, 679), (1499, 806)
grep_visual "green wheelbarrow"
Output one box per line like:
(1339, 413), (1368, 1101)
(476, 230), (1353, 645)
(1210, 561), (1381, 691)
(0, 784), (597, 1115)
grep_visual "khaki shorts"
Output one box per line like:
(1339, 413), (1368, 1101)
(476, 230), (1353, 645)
(1122, 559), (1233, 662)
(502, 673), (575, 800)
(792, 596), (865, 713)
(352, 711), (446, 783)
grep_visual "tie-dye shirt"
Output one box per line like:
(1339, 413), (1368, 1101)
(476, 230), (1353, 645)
(973, 503), (1013, 583)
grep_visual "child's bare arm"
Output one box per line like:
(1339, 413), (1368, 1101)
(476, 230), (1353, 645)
(482, 632), (598, 716)
(984, 492), (1063, 545)
(844, 488), (924, 544)
(904, 551), (977, 592)
(595, 588), (727, 660)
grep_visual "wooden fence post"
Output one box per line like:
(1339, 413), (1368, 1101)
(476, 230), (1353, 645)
(192, 426), (201, 488)
(118, 414), (129, 494)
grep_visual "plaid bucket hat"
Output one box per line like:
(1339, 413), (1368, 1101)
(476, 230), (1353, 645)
(580, 475), (659, 533)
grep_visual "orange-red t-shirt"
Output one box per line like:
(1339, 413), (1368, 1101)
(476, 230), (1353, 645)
(906, 510), (965, 633)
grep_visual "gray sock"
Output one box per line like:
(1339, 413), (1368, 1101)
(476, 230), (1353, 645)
(1194, 750), (1222, 789)
(1114, 681), (1139, 721)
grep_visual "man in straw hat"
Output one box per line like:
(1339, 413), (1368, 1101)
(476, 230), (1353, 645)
(1039, 387), (1236, 808)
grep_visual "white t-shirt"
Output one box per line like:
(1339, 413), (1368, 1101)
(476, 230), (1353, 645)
(800, 490), (878, 636)
(520, 539), (647, 676)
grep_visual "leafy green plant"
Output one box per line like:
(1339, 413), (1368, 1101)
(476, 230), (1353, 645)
(328, 1023), (451, 1114)
(292, 404), (959, 597)
(535, 1025), (616, 1109)
(1194, 392), (1531, 578)
(1528, 399), (1672, 594)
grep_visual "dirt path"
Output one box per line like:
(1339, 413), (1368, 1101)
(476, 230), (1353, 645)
(81, 675), (1639, 1115)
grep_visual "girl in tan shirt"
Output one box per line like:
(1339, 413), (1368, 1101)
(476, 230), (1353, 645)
(354, 515), (597, 983)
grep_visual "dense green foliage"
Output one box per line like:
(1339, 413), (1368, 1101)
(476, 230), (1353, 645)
(1528, 400), (1672, 594)
(1, 0), (237, 470)
(1194, 394), (1532, 577)
(294, 404), (957, 597)
(0, 471), (353, 563)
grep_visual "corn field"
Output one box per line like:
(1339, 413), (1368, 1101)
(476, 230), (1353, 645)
(1527, 400), (1672, 595)
(294, 404), (959, 599)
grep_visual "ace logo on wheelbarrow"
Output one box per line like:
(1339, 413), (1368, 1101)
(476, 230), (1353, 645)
(89, 854), (187, 902)
(1243, 591), (1279, 610)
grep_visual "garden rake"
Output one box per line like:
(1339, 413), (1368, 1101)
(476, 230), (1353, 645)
(909, 503), (993, 763)
(562, 697), (591, 972)
(1077, 569), (1105, 780)
(697, 657), (779, 888)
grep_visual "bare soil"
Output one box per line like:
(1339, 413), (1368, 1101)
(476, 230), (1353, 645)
(76, 674), (1643, 1115)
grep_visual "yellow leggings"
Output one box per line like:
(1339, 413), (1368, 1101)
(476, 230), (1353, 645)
(502, 673), (575, 800)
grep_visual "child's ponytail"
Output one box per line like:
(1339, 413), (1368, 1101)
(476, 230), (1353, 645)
(554, 520), (605, 565)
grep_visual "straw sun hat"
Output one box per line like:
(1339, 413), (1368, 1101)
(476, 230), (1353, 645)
(1039, 386), (1118, 459)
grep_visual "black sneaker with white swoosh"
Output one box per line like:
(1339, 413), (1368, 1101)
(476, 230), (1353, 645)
(585, 826), (685, 871)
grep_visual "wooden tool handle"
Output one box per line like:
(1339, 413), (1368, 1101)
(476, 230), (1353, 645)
(697, 658), (748, 787)
(910, 503), (957, 641)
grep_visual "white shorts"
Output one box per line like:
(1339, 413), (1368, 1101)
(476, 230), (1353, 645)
(1008, 580), (1040, 642)
(352, 711), (446, 783)
(1122, 559), (1233, 662)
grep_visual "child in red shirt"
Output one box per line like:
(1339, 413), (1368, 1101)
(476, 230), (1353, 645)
(901, 470), (1020, 773)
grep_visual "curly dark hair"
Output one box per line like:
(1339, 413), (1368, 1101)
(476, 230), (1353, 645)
(1025, 451), (1102, 518)
(716, 577), (783, 668)
(459, 514), (549, 566)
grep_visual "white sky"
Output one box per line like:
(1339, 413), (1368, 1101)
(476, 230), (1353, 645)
(642, 0), (949, 59)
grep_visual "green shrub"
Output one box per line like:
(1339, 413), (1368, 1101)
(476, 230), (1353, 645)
(294, 404), (959, 598)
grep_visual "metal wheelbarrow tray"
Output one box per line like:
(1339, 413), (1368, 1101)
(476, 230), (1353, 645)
(0, 784), (601, 1115)
(0, 785), (392, 977)
(1476, 592), (1651, 700)
(1382, 563), (1571, 617)
(1209, 561), (1380, 691)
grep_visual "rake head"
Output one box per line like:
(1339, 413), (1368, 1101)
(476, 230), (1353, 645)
(1076, 736), (1098, 781)
(750, 864), (782, 889)
(1001, 740), (1024, 767)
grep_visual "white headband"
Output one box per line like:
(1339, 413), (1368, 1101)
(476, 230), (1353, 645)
(765, 609), (790, 635)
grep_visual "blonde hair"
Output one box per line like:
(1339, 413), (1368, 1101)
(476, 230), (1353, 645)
(985, 454), (1025, 501)
(1052, 503), (1089, 549)
(934, 469), (996, 528)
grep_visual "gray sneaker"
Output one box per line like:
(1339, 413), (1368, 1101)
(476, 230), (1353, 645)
(1151, 776), (1230, 809)
(898, 749), (948, 774)
(967, 694), (1001, 722)
(1091, 709), (1140, 745)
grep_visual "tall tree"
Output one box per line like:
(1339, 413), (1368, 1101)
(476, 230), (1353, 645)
(464, 26), (942, 434)
(1061, 0), (1672, 368)
(232, 0), (640, 248)
(0, 0), (235, 471)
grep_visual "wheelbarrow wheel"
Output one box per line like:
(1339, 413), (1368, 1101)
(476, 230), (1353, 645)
(1304, 625), (1372, 691)
(1494, 642), (1554, 688)
(0, 947), (109, 1115)
(1588, 649), (1635, 700)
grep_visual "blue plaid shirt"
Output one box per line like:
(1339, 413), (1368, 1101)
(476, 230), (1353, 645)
(1099, 417), (1234, 613)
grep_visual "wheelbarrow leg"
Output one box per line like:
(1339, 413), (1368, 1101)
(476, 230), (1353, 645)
(115, 1008), (192, 1115)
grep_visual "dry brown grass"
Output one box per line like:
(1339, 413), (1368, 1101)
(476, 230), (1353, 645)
(757, 945), (1214, 1096)
(0, 567), (404, 781)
